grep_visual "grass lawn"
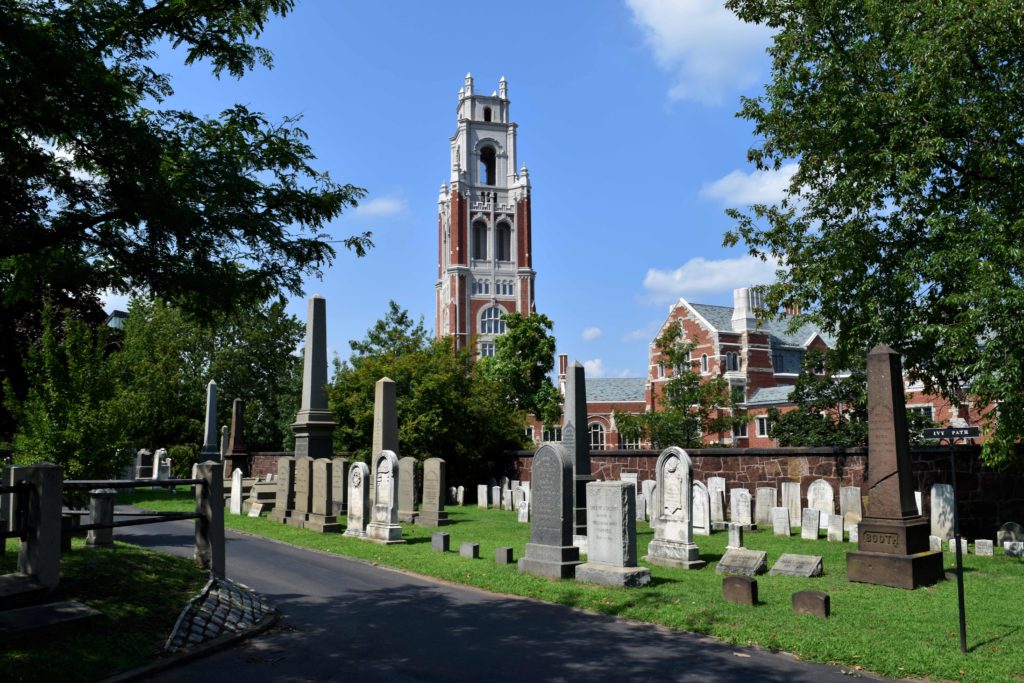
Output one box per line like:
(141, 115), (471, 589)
(119, 490), (1024, 682)
(0, 536), (209, 683)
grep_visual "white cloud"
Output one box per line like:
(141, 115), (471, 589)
(643, 255), (779, 302)
(622, 320), (661, 342)
(353, 196), (407, 217)
(583, 359), (606, 378)
(700, 163), (798, 205)
(627, 0), (772, 105)
(582, 326), (603, 341)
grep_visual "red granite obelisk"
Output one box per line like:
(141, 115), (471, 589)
(846, 344), (944, 589)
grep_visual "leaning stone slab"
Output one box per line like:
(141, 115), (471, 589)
(769, 553), (823, 577)
(715, 549), (768, 577)
(975, 539), (994, 557)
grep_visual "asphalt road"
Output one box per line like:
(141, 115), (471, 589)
(116, 519), (889, 683)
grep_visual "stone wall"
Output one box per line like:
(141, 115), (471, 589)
(505, 445), (1024, 539)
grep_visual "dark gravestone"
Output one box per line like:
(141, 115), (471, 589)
(397, 456), (418, 523)
(792, 590), (831, 618)
(417, 458), (450, 527)
(846, 344), (943, 589)
(227, 398), (247, 457)
(331, 457), (348, 515)
(267, 457), (295, 523)
(722, 576), (758, 606)
(286, 457), (314, 528)
(518, 443), (581, 579)
(304, 458), (341, 533)
(563, 362), (594, 541)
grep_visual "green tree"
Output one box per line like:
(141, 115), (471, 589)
(615, 321), (743, 449)
(111, 296), (304, 453)
(723, 1), (1024, 464)
(478, 312), (562, 426)
(1, 0), (370, 317)
(4, 306), (128, 479)
(328, 302), (524, 485)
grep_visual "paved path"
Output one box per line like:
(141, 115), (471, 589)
(117, 519), (888, 682)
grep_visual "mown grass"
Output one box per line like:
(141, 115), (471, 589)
(119, 490), (1024, 682)
(1, 536), (208, 683)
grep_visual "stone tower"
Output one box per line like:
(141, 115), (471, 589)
(436, 74), (535, 356)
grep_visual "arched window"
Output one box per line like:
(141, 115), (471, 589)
(496, 222), (511, 261)
(483, 106), (492, 122)
(472, 220), (488, 260)
(479, 146), (496, 186)
(589, 422), (606, 451)
(480, 306), (506, 335)
(700, 354), (708, 373)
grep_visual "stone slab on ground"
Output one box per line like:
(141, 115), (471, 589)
(715, 549), (768, 576)
(0, 573), (49, 611)
(0, 600), (100, 642)
(769, 554), (824, 578)
(575, 563), (651, 587)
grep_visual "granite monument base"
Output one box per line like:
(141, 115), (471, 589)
(645, 540), (706, 570)
(846, 517), (943, 589)
(518, 543), (582, 579)
(267, 509), (291, 523)
(365, 522), (406, 544)
(398, 510), (418, 524)
(303, 513), (342, 533)
(284, 513), (308, 528)
(575, 563), (651, 587)
(415, 511), (450, 527)
(342, 527), (366, 538)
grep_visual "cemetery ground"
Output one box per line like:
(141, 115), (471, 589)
(119, 490), (1023, 682)
(0, 536), (208, 682)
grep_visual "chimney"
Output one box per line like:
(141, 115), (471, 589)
(731, 287), (758, 332)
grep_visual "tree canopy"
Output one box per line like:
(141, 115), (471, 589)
(1, 0), (371, 318)
(724, 0), (1024, 464)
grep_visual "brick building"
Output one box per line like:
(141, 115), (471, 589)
(435, 74), (535, 357)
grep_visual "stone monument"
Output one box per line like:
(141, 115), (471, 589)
(227, 398), (247, 459)
(365, 450), (404, 544)
(416, 458), (449, 527)
(397, 456), (418, 523)
(199, 380), (220, 461)
(846, 344), (943, 589)
(575, 481), (651, 587)
(229, 468), (243, 515)
(645, 447), (706, 570)
(286, 456), (314, 528)
(267, 456), (295, 523)
(304, 458), (342, 532)
(292, 296), (336, 458)
(518, 443), (581, 579)
(331, 456), (348, 515)
(563, 362), (594, 545)
(343, 462), (370, 537)
(370, 377), (399, 507)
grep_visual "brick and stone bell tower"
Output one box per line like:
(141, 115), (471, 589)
(436, 73), (535, 356)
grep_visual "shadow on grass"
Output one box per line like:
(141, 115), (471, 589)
(968, 626), (1021, 653)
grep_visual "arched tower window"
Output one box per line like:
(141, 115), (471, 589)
(472, 220), (488, 260)
(479, 146), (496, 186)
(480, 306), (507, 335)
(483, 106), (492, 122)
(496, 222), (511, 261)
(589, 422), (606, 451)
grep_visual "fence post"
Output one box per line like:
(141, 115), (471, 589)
(194, 461), (225, 578)
(1, 466), (15, 559)
(86, 488), (118, 547)
(17, 463), (62, 589)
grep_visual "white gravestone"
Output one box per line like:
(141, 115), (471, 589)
(772, 506), (790, 536)
(730, 488), (752, 527)
(975, 539), (994, 556)
(827, 513), (844, 542)
(781, 481), (802, 526)
(641, 479), (656, 502)
(708, 477), (726, 529)
(343, 462), (370, 538)
(727, 523), (744, 550)
(801, 508), (820, 540)
(491, 485), (501, 510)
(477, 484), (489, 509)
(692, 481), (711, 536)
(229, 468), (243, 515)
(644, 447), (705, 569)
(517, 500), (529, 523)
(949, 538), (969, 554)
(839, 486), (863, 527)
(635, 493), (647, 522)
(930, 483), (955, 540)
(848, 523), (859, 543)
(456, 485), (465, 506)
(575, 481), (651, 587)
(915, 490), (923, 515)
(807, 479), (834, 529)
(754, 487), (776, 527)
(365, 451), (404, 544)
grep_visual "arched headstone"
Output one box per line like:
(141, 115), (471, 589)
(645, 447), (705, 569)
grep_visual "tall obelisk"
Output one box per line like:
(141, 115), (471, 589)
(563, 361), (593, 546)
(292, 295), (336, 458)
(199, 380), (220, 461)
(847, 344), (943, 589)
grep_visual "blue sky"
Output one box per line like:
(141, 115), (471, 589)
(104, 1), (791, 379)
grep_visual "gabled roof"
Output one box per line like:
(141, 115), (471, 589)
(586, 378), (646, 403)
(745, 385), (796, 406)
(687, 303), (835, 348)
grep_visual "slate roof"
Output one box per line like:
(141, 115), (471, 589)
(745, 385), (796, 406)
(586, 378), (646, 403)
(689, 303), (835, 348)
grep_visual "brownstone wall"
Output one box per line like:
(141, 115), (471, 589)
(505, 446), (1024, 539)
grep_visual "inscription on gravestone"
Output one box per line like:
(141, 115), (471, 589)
(769, 553), (823, 578)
